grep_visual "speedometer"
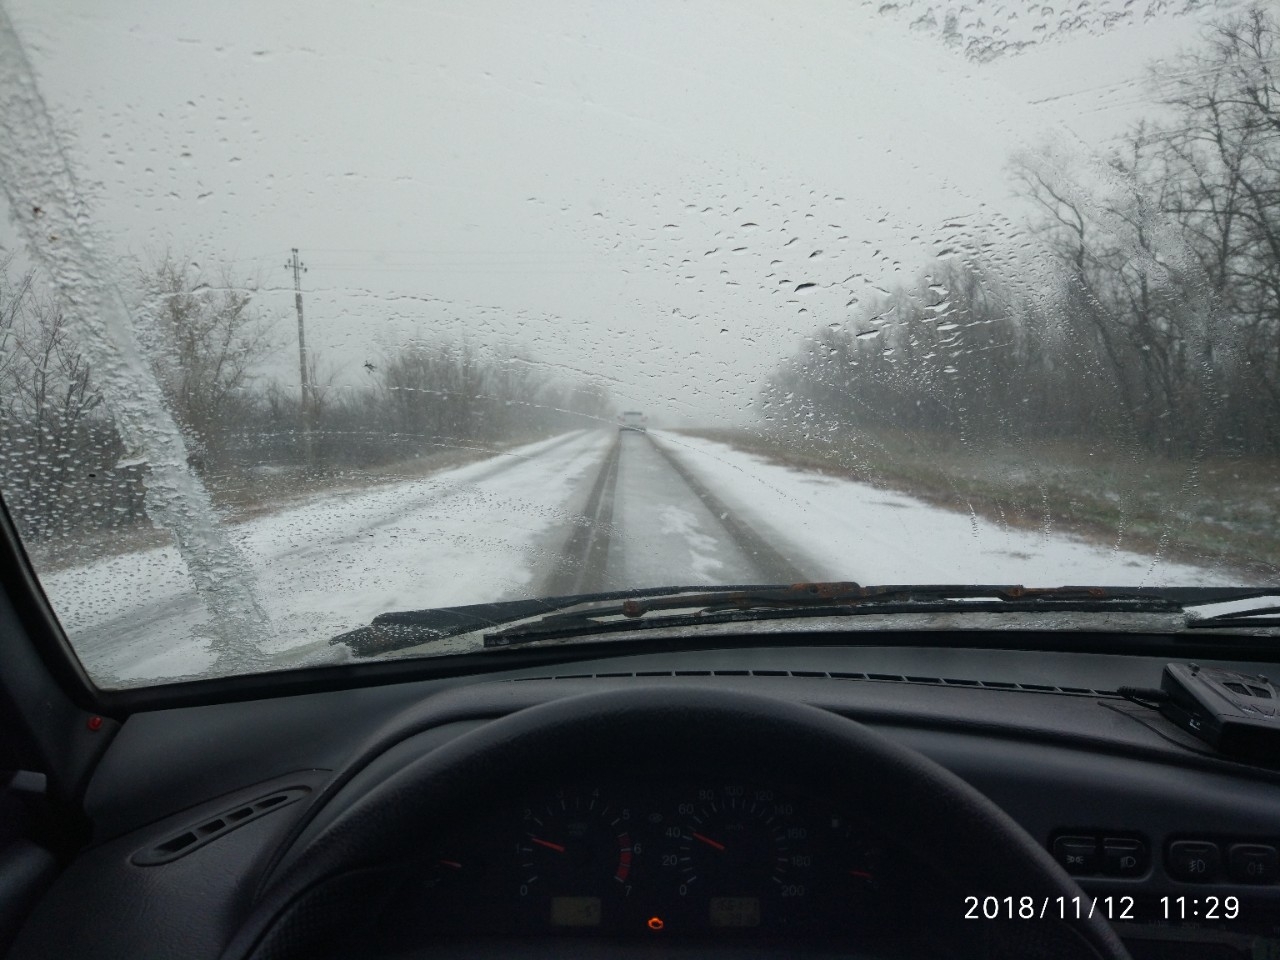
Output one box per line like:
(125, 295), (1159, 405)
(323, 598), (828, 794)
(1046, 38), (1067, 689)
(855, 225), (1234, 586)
(672, 786), (815, 927)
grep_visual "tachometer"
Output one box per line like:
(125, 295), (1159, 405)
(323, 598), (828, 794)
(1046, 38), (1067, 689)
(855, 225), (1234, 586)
(515, 788), (636, 911)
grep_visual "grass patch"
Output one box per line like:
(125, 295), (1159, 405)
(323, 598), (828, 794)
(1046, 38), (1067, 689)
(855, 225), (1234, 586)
(675, 427), (1279, 583)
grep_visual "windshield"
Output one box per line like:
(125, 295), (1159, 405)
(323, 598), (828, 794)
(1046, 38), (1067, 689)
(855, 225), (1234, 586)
(0, 0), (1276, 688)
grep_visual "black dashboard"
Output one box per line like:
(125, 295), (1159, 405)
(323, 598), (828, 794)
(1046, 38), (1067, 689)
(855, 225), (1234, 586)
(13, 641), (1280, 960)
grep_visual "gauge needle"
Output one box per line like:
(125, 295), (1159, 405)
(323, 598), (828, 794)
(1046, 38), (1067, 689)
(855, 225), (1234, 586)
(692, 832), (726, 852)
(530, 836), (567, 853)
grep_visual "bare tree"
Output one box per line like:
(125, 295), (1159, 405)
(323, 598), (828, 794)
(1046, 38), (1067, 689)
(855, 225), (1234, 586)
(998, 4), (1280, 454)
(135, 255), (275, 472)
(1160, 5), (1280, 426)
(0, 253), (35, 418)
(0, 266), (121, 541)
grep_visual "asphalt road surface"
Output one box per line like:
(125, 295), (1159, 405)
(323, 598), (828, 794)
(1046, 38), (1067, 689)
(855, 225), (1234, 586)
(541, 429), (807, 596)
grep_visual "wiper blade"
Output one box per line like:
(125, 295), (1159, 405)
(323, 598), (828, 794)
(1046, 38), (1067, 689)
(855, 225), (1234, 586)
(333, 583), (1275, 657)
(330, 583), (779, 656)
(482, 582), (1186, 647)
(1184, 595), (1280, 630)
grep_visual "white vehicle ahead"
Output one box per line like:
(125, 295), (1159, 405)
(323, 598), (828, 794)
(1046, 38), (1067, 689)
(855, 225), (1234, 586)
(618, 411), (647, 433)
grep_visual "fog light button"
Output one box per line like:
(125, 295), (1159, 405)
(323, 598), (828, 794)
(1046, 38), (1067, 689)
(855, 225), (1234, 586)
(1167, 841), (1220, 882)
(1228, 844), (1277, 884)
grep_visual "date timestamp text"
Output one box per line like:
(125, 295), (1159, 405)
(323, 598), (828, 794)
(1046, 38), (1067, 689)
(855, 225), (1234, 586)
(964, 895), (1242, 921)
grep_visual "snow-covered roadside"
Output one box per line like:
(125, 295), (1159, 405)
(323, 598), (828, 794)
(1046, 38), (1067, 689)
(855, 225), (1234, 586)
(41, 425), (1251, 687)
(655, 432), (1244, 587)
(45, 430), (610, 684)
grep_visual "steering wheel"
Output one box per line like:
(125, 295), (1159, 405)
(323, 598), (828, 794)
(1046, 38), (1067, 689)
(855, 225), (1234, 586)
(218, 686), (1131, 960)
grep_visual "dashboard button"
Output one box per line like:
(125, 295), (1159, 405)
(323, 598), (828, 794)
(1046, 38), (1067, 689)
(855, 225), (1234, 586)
(1052, 836), (1098, 875)
(1102, 838), (1146, 877)
(1228, 844), (1278, 884)
(1166, 841), (1221, 882)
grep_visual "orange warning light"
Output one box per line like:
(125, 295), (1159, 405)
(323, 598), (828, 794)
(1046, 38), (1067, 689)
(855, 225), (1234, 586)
(647, 916), (665, 932)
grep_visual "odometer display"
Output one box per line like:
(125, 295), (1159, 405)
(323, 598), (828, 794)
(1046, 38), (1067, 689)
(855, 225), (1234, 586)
(710, 896), (763, 928)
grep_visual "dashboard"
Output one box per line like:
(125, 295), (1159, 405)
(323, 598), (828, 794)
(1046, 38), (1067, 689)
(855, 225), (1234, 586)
(13, 641), (1280, 960)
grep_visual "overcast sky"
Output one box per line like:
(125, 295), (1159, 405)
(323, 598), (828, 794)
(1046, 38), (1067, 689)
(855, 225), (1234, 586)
(2, 0), (1233, 425)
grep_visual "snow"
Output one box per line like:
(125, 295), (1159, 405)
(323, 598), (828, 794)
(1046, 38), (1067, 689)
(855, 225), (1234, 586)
(656, 505), (726, 583)
(654, 431), (1245, 588)
(45, 431), (610, 685)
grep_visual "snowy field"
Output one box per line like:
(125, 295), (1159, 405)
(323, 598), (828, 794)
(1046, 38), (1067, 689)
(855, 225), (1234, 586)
(657, 431), (1243, 588)
(44, 431), (611, 683)
(38, 427), (1243, 686)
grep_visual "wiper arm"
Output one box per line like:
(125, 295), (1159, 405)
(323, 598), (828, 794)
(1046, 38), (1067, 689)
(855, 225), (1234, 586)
(482, 582), (1186, 647)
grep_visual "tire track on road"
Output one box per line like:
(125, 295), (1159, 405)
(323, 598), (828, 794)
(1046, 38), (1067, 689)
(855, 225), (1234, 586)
(542, 433), (621, 596)
(547, 431), (809, 595)
(646, 433), (809, 585)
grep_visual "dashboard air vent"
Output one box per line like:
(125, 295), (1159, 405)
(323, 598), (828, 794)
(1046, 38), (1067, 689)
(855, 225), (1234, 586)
(132, 786), (309, 866)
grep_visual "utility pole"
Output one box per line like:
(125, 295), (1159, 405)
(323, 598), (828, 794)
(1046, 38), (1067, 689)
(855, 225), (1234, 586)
(285, 248), (313, 465)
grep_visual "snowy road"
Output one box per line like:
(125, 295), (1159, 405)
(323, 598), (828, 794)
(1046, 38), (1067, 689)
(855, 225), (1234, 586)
(44, 428), (1238, 686)
(541, 430), (808, 596)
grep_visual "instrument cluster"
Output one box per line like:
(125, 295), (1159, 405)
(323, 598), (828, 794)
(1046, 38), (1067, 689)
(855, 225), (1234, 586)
(381, 779), (927, 944)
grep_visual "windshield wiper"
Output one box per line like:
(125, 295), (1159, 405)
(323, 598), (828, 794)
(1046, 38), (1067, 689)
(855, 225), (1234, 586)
(480, 582), (1188, 647)
(330, 583), (776, 655)
(332, 583), (1277, 657)
(1184, 599), (1280, 629)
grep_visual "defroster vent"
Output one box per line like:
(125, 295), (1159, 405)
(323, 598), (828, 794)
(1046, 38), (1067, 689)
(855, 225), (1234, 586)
(132, 786), (309, 866)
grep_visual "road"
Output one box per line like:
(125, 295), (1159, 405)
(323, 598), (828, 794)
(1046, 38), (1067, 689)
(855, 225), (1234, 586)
(58, 429), (806, 683)
(542, 430), (807, 596)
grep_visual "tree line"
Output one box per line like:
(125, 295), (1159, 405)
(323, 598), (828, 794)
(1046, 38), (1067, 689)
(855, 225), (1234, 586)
(0, 253), (612, 546)
(764, 5), (1280, 459)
